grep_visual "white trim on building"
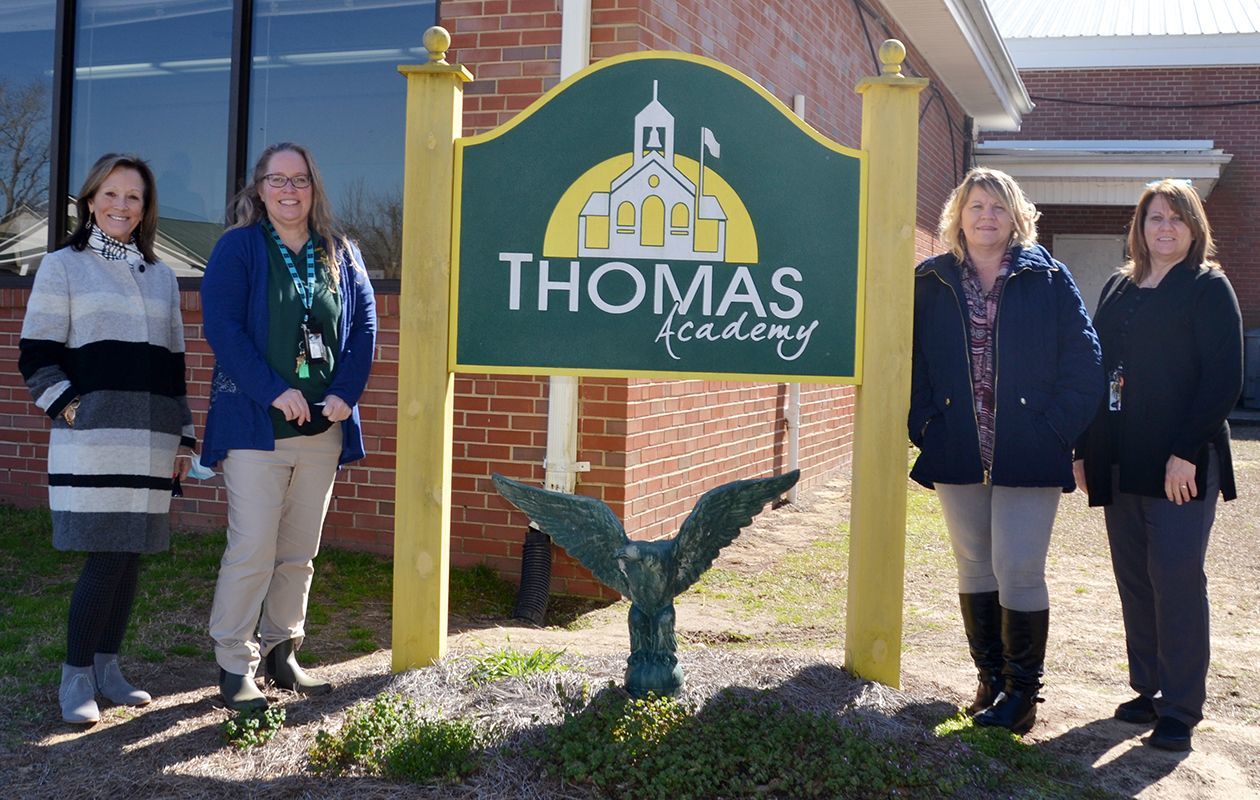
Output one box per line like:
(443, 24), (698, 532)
(974, 139), (1233, 205)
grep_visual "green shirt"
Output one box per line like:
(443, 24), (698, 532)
(265, 232), (342, 439)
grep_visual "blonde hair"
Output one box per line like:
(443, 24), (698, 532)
(227, 142), (351, 285)
(1123, 179), (1219, 284)
(937, 168), (1039, 262)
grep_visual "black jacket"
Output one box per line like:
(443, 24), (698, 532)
(909, 244), (1103, 489)
(1075, 260), (1242, 506)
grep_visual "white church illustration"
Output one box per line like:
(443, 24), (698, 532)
(578, 81), (727, 261)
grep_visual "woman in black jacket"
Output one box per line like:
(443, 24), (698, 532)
(911, 168), (1103, 734)
(1074, 179), (1242, 752)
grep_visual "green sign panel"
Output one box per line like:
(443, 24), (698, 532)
(452, 52), (866, 382)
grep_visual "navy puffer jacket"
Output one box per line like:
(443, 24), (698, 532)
(909, 244), (1103, 490)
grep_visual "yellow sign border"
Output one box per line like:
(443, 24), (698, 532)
(449, 49), (868, 386)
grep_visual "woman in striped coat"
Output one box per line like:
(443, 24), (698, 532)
(19, 154), (195, 724)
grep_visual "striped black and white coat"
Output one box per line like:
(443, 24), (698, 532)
(19, 246), (195, 553)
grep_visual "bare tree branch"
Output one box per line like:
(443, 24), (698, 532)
(0, 78), (51, 218)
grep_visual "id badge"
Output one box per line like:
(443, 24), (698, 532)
(305, 321), (327, 364)
(1108, 366), (1124, 412)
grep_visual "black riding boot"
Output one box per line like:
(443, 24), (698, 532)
(265, 638), (332, 695)
(959, 591), (1003, 715)
(975, 607), (1048, 734)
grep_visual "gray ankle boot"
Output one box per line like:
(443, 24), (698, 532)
(60, 664), (100, 724)
(94, 653), (151, 706)
(219, 668), (269, 711)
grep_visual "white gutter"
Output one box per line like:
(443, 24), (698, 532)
(544, 0), (592, 494)
(878, 0), (1033, 130)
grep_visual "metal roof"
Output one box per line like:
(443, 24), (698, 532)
(987, 0), (1260, 67)
(988, 0), (1260, 38)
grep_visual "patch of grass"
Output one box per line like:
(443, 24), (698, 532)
(934, 713), (1118, 799)
(686, 487), (946, 645)
(690, 529), (848, 642)
(904, 484), (956, 570)
(449, 563), (516, 617)
(467, 647), (567, 684)
(309, 693), (480, 783)
(547, 594), (615, 628)
(0, 505), (519, 718)
(535, 689), (977, 799)
(222, 706), (286, 749)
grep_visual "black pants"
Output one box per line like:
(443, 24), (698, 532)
(1103, 457), (1219, 727)
(66, 552), (141, 667)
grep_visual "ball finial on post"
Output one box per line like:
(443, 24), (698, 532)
(423, 25), (452, 64)
(878, 39), (907, 77)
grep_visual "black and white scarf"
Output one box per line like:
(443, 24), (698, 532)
(88, 224), (146, 268)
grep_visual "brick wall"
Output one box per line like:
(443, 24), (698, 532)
(0, 0), (973, 599)
(984, 66), (1260, 327)
(438, 0), (970, 590)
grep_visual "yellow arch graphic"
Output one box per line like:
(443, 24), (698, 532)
(543, 153), (758, 262)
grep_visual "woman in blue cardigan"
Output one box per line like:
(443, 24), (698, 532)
(911, 168), (1103, 734)
(201, 143), (376, 710)
(1074, 180), (1242, 751)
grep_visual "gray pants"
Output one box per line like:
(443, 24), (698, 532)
(1104, 458), (1218, 726)
(935, 483), (1061, 612)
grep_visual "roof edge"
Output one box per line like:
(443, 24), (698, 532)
(881, 0), (1033, 131)
(1005, 32), (1260, 69)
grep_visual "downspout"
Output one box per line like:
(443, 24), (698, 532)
(783, 94), (807, 504)
(544, 0), (592, 496)
(512, 0), (592, 624)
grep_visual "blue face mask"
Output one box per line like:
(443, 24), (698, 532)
(185, 454), (216, 481)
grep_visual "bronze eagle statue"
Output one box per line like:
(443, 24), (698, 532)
(492, 469), (800, 697)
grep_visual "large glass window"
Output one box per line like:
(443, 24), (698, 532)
(71, 0), (233, 275)
(250, 0), (437, 278)
(0, 1), (55, 276)
(2, 1), (437, 280)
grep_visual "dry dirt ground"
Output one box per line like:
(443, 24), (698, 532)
(8, 428), (1260, 799)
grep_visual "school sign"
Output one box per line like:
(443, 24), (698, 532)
(451, 52), (867, 383)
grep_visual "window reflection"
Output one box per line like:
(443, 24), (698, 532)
(71, 0), (232, 275)
(0, 1), (55, 276)
(250, 0), (437, 279)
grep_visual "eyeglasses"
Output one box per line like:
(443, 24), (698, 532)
(261, 173), (312, 189)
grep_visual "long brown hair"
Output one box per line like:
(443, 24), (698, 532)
(227, 142), (349, 283)
(1123, 179), (1219, 284)
(65, 153), (160, 264)
(937, 167), (1039, 262)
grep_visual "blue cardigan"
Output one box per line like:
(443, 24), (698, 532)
(909, 244), (1103, 489)
(200, 224), (377, 468)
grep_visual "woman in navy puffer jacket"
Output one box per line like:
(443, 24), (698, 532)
(910, 168), (1103, 734)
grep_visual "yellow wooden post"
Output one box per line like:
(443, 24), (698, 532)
(844, 40), (928, 687)
(392, 27), (472, 671)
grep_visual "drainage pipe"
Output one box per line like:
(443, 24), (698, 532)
(783, 94), (808, 504)
(513, 0), (592, 624)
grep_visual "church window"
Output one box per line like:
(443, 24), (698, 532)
(641, 196), (665, 247)
(616, 201), (636, 233)
(670, 202), (689, 234)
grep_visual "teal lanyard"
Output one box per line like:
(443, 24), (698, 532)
(264, 220), (315, 317)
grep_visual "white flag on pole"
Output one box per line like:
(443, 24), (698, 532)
(701, 127), (720, 158)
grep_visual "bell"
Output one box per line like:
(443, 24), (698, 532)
(645, 127), (663, 150)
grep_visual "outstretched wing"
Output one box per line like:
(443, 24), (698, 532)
(670, 470), (799, 595)
(492, 473), (631, 597)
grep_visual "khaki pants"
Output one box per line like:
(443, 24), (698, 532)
(209, 426), (342, 676)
